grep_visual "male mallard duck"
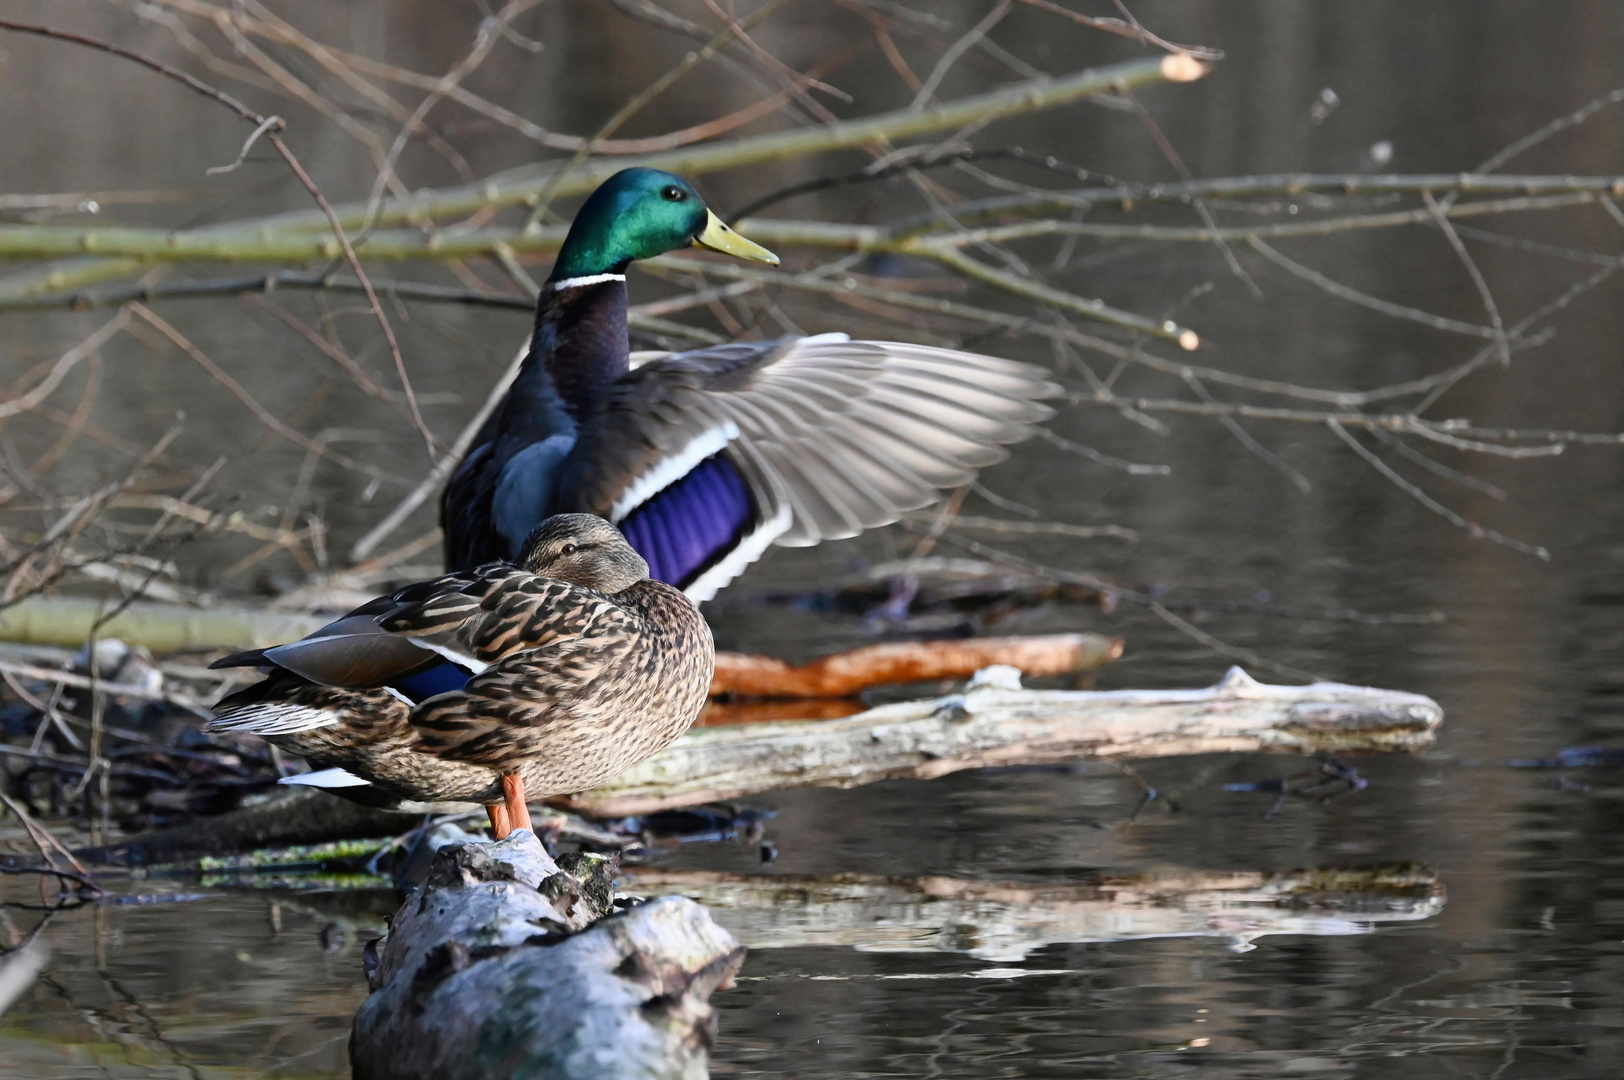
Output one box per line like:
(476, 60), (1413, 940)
(208, 514), (712, 837)
(443, 167), (1060, 598)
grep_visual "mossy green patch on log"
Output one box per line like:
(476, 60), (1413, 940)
(0, 596), (324, 651)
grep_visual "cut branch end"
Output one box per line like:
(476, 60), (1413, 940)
(1160, 56), (1208, 83)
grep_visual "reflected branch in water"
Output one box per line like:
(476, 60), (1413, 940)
(620, 863), (1446, 961)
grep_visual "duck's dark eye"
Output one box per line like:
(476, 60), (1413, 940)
(560, 543), (579, 556)
(660, 185), (686, 202)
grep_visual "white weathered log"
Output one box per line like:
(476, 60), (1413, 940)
(565, 666), (1444, 815)
(621, 864), (1445, 961)
(351, 831), (744, 1080)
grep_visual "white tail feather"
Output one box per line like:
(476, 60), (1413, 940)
(278, 767), (371, 789)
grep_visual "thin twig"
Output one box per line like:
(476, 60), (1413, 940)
(1013, 0), (1222, 59)
(523, 0), (796, 230)
(0, 18), (441, 461)
(1035, 427), (1171, 475)
(911, 0), (1013, 110)
(1066, 394), (1576, 454)
(901, 512), (1136, 541)
(0, 316), (127, 421)
(0, 658), (203, 709)
(0, 790), (88, 876)
(1148, 602), (1323, 682)
(1181, 372), (1312, 493)
(1326, 420), (1548, 560)
(1422, 190), (1510, 367)
(347, 340), (528, 562)
(360, 0), (544, 230)
(1247, 237), (1496, 338)
(127, 304), (400, 483)
(205, 114), (282, 176)
(1121, 86), (1263, 300)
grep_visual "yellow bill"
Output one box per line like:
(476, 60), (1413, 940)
(693, 210), (779, 265)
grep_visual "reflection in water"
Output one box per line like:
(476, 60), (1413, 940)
(4, 0), (1624, 1077)
(0, 883), (365, 1078)
(623, 864), (1445, 960)
(1, 856), (1444, 1078)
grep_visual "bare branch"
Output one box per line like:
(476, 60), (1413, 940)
(1326, 420), (1548, 560)
(128, 303), (402, 483)
(0, 18), (441, 460)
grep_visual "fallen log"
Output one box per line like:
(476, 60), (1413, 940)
(562, 665), (1445, 815)
(351, 831), (743, 1080)
(79, 788), (424, 866)
(0, 596), (1120, 696)
(708, 632), (1122, 697)
(77, 664), (1442, 864)
(622, 864), (1444, 960)
(0, 595), (326, 652)
(698, 696), (867, 726)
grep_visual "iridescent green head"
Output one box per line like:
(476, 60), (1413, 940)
(548, 168), (778, 282)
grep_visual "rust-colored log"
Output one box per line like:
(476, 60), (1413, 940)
(710, 632), (1123, 698)
(696, 697), (867, 726)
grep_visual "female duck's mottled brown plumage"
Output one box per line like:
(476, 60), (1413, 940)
(208, 515), (713, 813)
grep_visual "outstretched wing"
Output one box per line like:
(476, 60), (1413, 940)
(555, 335), (1058, 597)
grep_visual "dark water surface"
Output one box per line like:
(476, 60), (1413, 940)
(4, 2), (1624, 1077)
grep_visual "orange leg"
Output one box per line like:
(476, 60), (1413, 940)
(486, 800), (513, 840)
(502, 773), (534, 835)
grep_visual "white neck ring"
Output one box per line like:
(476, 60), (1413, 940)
(548, 273), (627, 290)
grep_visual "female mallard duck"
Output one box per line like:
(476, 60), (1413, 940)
(207, 514), (712, 837)
(443, 167), (1060, 598)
